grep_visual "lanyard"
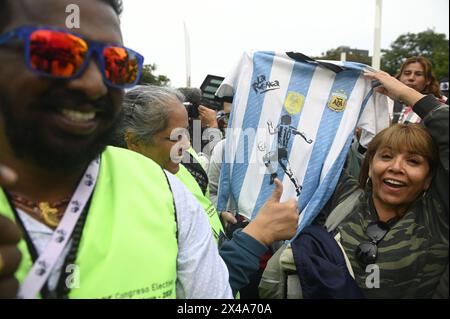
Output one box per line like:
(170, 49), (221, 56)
(17, 157), (100, 299)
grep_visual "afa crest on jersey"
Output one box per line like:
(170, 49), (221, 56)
(328, 90), (348, 112)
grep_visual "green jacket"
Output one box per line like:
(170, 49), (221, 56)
(177, 149), (225, 244)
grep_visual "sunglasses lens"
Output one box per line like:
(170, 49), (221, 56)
(29, 30), (88, 77)
(356, 242), (377, 265)
(366, 221), (389, 242)
(103, 46), (141, 86)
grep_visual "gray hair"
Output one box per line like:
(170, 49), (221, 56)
(114, 85), (185, 148)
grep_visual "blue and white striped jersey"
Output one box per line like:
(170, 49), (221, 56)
(216, 51), (390, 236)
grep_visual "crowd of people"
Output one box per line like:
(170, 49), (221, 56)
(0, 0), (448, 299)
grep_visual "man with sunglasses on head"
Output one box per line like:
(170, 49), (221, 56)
(0, 0), (299, 299)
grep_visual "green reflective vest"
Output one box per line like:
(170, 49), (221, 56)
(176, 164), (224, 244)
(0, 146), (178, 299)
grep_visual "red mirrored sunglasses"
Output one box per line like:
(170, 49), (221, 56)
(0, 26), (144, 89)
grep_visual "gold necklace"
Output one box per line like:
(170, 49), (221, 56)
(10, 194), (70, 228)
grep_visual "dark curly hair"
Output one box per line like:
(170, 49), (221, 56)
(0, 0), (123, 32)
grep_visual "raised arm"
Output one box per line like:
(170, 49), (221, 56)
(364, 70), (449, 213)
(364, 70), (425, 106)
(414, 95), (449, 214)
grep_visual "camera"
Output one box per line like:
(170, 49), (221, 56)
(182, 100), (200, 119)
(182, 98), (220, 120)
(179, 87), (222, 120)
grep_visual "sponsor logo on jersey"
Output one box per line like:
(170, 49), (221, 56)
(252, 75), (280, 94)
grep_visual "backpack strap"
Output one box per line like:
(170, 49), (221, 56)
(323, 189), (363, 281)
(182, 152), (209, 195)
(163, 170), (178, 241)
(325, 189), (363, 233)
(333, 232), (355, 279)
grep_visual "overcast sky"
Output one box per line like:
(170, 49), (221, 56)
(120, 0), (449, 88)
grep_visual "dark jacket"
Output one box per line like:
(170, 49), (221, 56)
(291, 224), (364, 299)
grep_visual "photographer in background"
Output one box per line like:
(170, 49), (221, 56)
(216, 98), (232, 135)
(178, 87), (223, 161)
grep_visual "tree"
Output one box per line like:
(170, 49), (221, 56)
(381, 29), (449, 79)
(138, 63), (170, 86)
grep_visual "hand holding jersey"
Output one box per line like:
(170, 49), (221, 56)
(243, 178), (298, 246)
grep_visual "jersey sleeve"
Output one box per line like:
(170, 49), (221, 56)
(357, 89), (390, 148)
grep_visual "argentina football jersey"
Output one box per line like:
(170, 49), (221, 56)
(216, 51), (390, 238)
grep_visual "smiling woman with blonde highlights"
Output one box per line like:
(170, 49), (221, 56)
(358, 123), (439, 221)
(329, 71), (448, 298)
(276, 71), (449, 299)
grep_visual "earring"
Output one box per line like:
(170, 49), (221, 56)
(365, 177), (372, 189)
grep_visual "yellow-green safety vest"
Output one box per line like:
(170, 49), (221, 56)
(0, 146), (178, 299)
(176, 164), (225, 244)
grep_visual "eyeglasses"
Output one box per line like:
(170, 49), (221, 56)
(0, 26), (144, 89)
(355, 220), (390, 266)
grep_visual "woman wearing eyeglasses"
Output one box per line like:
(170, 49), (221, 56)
(304, 70), (449, 298)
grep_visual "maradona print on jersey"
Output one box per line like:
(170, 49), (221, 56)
(216, 51), (389, 237)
